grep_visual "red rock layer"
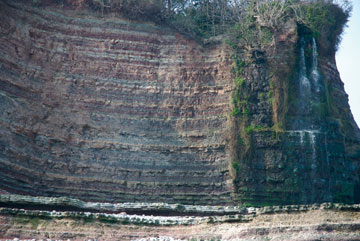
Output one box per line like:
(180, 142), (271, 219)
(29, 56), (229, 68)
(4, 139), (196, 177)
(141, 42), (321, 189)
(0, 1), (234, 204)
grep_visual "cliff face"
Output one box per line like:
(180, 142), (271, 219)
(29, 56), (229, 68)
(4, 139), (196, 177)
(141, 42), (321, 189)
(230, 22), (360, 206)
(0, 0), (359, 208)
(0, 0), (234, 205)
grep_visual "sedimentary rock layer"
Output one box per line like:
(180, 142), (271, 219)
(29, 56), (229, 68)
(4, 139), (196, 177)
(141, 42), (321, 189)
(0, 0), (234, 204)
(1, 203), (360, 240)
(0, 0), (359, 208)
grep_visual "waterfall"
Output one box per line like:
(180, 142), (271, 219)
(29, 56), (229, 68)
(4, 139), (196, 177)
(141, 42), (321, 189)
(288, 36), (330, 202)
(311, 38), (320, 92)
(299, 38), (311, 98)
(294, 37), (322, 160)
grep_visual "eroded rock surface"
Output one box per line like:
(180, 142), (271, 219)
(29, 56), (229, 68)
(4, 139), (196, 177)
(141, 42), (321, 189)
(0, 0), (359, 208)
(0, 201), (360, 240)
(1, 1), (360, 240)
(0, 0), (234, 205)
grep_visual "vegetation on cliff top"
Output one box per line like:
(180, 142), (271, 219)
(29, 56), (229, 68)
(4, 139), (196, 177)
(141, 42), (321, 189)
(30, 1), (351, 44)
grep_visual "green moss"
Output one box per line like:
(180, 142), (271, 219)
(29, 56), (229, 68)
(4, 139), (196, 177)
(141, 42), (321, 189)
(260, 27), (273, 45)
(254, 125), (267, 132)
(269, 81), (275, 90)
(237, 135), (244, 146)
(259, 92), (265, 101)
(232, 59), (245, 76)
(15, 216), (41, 228)
(239, 197), (286, 207)
(242, 108), (250, 116)
(232, 160), (239, 171)
(175, 204), (186, 212)
(98, 215), (118, 224)
(245, 125), (255, 134)
(301, 2), (349, 54)
(231, 83), (249, 117)
(208, 216), (215, 224)
(236, 76), (245, 86)
(267, 89), (274, 102)
(243, 124), (269, 134)
(272, 123), (283, 133)
(231, 108), (241, 117)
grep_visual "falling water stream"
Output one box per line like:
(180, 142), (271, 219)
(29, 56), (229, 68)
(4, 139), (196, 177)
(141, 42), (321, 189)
(290, 37), (332, 201)
(296, 37), (319, 165)
(309, 132), (317, 170)
(311, 37), (321, 92)
(300, 131), (305, 145)
(299, 38), (311, 99)
(288, 130), (319, 163)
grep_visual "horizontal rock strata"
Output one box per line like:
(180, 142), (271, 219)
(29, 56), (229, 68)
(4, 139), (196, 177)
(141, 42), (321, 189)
(0, 0), (359, 210)
(1, 204), (360, 240)
(2, 194), (360, 217)
(0, 1), (234, 205)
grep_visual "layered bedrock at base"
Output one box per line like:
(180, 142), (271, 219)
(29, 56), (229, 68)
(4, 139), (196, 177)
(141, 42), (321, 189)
(0, 0), (359, 206)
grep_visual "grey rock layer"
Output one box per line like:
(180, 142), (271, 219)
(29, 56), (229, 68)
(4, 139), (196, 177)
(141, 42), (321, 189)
(0, 0), (359, 207)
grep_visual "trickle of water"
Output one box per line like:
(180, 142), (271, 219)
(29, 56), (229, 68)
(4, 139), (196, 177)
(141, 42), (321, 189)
(311, 37), (320, 92)
(300, 131), (305, 145)
(299, 38), (311, 96)
(287, 130), (319, 148)
(309, 131), (317, 165)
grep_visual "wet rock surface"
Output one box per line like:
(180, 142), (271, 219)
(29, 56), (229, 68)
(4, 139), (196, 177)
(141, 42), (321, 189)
(230, 22), (360, 206)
